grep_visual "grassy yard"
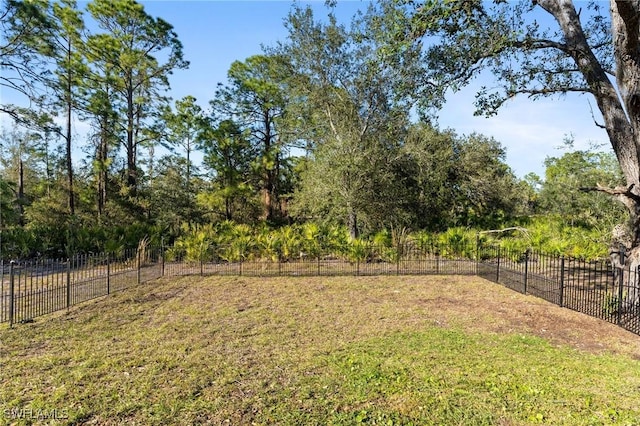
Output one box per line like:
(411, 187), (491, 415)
(1, 275), (640, 425)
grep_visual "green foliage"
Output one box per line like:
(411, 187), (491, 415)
(398, 125), (527, 231)
(482, 217), (610, 260)
(281, 5), (415, 237)
(436, 227), (476, 259)
(161, 218), (615, 265)
(539, 147), (626, 228)
(0, 0), (628, 266)
(198, 119), (261, 222)
(0, 0), (54, 113)
(211, 54), (291, 222)
(347, 238), (372, 263)
(161, 95), (207, 185)
(87, 0), (188, 193)
(166, 223), (215, 263)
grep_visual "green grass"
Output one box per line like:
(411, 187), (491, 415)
(1, 275), (639, 425)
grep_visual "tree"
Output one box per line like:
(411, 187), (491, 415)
(397, 123), (525, 230)
(0, 0), (53, 122)
(161, 95), (206, 187)
(211, 55), (290, 222)
(540, 145), (625, 228)
(45, 0), (86, 215)
(148, 154), (204, 232)
(199, 119), (259, 222)
(280, 5), (414, 237)
(452, 133), (525, 228)
(397, 123), (459, 230)
(381, 0), (640, 271)
(87, 0), (188, 195)
(84, 23), (120, 222)
(0, 126), (48, 227)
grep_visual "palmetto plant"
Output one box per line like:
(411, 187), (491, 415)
(299, 222), (322, 259)
(168, 224), (216, 263)
(218, 236), (253, 263)
(104, 237), (125, 258)
(438, 227), (475, 259)
(256, 230), (280, 262)
(348, 238), (372, 263)
(325, 224), (350, 256)
(217, 223), (254, 262)
(411, 230), (437, 254)
(280, 226), (303, 261)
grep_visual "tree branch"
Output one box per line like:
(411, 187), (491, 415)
(580, 183), (640, 206)
(587, 99), (607, 129)
(613, 0), (640, 56)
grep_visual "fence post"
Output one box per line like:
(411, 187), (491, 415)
(161, 237), (165, 277)
(523, 249), (530, 294)
(8, 260), (15, 327)
(137, 249), (141, 285)
(496, 247), (501, 283)
(396, 243), (401, 276)
(356, 258), (360, 276)
(66, 257), (71, 311)
(559, 256), (565, 308)
(475, 234), (480, 276)
(617, 264), (625, 325)
(106, 253), (111, 295)
(161, 250), (165, 278)
(317, 255), (320, 276)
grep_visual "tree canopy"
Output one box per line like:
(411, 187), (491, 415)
(375, 0), (640, 268)
(0, 0), (628, 260)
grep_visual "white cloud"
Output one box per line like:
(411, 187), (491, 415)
(437, 82), (610, 178)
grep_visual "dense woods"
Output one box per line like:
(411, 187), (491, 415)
(0, 0), (629, 260)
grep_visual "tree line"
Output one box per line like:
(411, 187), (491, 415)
(0, 0), (626, 259)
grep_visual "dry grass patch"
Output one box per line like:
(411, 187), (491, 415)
(0, 275), (639, 425)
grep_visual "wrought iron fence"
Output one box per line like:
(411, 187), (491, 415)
(477, 244), (640, 336)
(2, 240), (640, 337)
(0, 248), (163, 326)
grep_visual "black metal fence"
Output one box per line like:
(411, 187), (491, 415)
(0, 248), (163, 326)
(477, 245), (640, 336)
(2, 241), (640, 336)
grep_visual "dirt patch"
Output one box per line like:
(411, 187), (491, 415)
(171, 274), (640, 358)
(392, 276), (640, 358)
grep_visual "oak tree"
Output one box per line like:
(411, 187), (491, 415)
(383, 0), (640, 273)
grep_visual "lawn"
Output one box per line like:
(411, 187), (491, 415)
(1, 275), (640, 425)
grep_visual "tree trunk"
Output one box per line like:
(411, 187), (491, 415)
(605, 1), (640, 303)
(17, 159), (24, 226)
(97, 132), (107, 221)
(66, 100), (75, 216)
(225, 197), (232, 221)
(537, 0), (640, 305)
(348, 208), (358, 239)
(186, 137), (191, 188)
(126, 74), (137, 195)
(66, 35), (75, 216)
(261, 109), (277, 222)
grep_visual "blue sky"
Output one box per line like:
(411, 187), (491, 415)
(1, 0), (612, 179)
(142, 0), (612, 179)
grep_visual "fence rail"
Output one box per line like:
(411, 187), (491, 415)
(2, 242), (640, 337)
(0, 248), (163, 326)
